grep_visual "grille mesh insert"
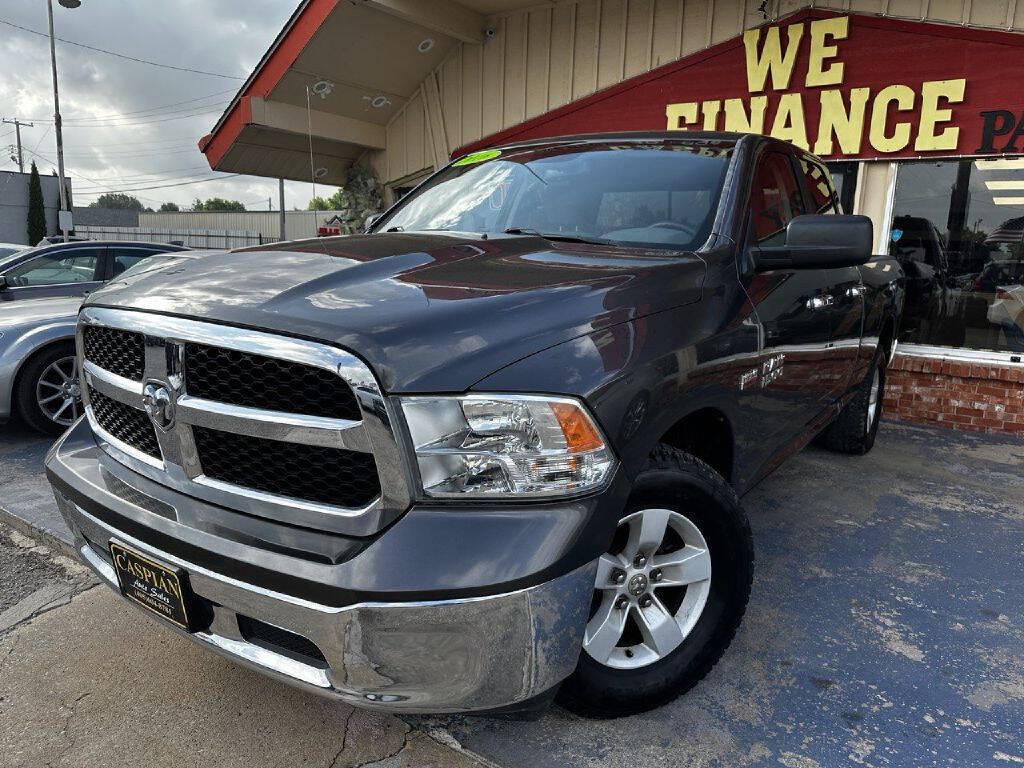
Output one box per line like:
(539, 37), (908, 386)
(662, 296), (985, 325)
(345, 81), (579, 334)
(192, 426), (380, 507)
(238, 616), (327, 666)
(87, 386), (161, 459)
(83, 326), (145, 381)
(184, 343), (360, 421)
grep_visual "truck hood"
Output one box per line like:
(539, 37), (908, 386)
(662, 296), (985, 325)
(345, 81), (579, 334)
(85, 233), (705, 392)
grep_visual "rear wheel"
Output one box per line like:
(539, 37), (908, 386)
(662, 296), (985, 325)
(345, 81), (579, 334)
(16, 343), (82, 436)
(819, 346), (885, 455)
(557, 446), (753, 718)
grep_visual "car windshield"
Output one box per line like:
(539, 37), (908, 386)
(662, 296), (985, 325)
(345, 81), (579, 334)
(377, 140), (734, 251)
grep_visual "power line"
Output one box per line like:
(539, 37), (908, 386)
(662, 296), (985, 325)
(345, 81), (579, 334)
(15, 107), (224, 129)
(0, 18), (244, 80)
(23, 146), (239, 198)
(7, 90), (234, 126)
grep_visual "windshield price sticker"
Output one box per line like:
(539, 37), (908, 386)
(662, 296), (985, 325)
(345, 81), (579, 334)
(453, 149), (502, 166)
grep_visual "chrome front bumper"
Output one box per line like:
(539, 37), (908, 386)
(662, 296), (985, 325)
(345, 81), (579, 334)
(53, 489), (596, 713)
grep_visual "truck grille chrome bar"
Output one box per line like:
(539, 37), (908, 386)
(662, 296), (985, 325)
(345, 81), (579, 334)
(77, 307), (411, 536)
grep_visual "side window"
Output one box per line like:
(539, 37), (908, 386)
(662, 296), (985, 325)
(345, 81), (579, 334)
(111, 247), (158, 277)
(749, 152), (804, 247)
(799, 158), (838, 215)
(3, 247), (102, 287)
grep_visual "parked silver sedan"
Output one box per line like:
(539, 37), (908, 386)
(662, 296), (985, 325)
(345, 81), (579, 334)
(0, 246), (207, 435)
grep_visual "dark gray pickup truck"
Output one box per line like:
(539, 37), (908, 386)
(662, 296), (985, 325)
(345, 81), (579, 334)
(45, 131), (904, 718)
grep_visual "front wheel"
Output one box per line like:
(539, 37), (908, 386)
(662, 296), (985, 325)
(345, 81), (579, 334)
(15, 343), (82, 436)
(557, 447), (753, 718)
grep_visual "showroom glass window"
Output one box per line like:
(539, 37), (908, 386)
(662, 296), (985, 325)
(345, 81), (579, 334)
(889, 159), (1024, 354)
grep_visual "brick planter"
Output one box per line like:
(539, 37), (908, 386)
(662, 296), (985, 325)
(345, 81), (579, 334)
(884, 353), (1024, 435)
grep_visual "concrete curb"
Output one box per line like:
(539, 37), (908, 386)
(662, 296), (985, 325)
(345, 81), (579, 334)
(0, 503), (77, 560)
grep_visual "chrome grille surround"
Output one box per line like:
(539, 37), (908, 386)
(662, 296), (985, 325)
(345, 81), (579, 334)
(77, 306), (412, 536)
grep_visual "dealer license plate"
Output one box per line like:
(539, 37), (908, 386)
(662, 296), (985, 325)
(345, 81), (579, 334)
(108, 541), (194, 631)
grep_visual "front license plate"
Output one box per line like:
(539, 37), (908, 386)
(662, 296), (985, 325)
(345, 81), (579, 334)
(109, 541), (194, 631)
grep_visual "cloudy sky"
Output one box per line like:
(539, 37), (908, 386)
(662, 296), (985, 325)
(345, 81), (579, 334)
(0, 0), (322, 210)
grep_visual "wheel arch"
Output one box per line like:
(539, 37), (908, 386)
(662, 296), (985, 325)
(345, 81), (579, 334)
(657, 407), (735, 486)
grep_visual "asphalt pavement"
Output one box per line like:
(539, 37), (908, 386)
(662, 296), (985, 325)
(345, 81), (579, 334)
(1, 419), (1022, 767)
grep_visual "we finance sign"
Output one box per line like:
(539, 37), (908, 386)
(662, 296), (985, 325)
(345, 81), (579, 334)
(460, 10), (1024, 161)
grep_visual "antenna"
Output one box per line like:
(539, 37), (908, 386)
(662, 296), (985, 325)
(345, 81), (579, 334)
(305, 84), (316, 229)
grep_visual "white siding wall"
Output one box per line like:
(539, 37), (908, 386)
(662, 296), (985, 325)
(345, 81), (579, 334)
(371, 0), (1024, 186)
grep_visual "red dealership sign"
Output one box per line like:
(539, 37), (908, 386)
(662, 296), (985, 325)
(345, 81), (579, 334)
(457, 9), (1024, 161)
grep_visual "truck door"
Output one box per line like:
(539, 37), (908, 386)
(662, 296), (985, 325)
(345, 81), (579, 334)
(797, 156), (865, 399)
(738, 150), (833, 450)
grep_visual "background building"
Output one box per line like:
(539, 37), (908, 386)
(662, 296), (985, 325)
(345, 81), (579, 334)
(199, 0), (1024, 434)
(0, 170), (68, 245)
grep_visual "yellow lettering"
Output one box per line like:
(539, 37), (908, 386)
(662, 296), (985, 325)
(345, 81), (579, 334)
(915, 78), (966, 151)
(701, 100), (721, 130)
(805, 16), (849, 88)
(723, 96), (769, 134)
(813, 87), (870, 155)
(666, 102), (698, 130)
(869, 85), (915, 153)
(743, 23), (804, 93)
(770, 93), (809, 150)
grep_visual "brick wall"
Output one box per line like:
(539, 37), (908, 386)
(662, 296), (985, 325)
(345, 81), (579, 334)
(884, 353), (1024, 435)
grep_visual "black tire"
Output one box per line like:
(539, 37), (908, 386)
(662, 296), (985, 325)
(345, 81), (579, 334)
(819, 345), (885, 455)
(15, 342), (81, 436)
(557, 446), (753, 718)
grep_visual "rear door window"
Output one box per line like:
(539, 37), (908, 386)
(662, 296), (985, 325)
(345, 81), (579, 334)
(799, 158), (838, 215)
(110, 247), (161, 277)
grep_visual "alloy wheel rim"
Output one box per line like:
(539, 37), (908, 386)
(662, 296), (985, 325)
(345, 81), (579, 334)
(36, 355), (81, 427)
(867, 367), (881, 428)
(583, 508), (712, 669)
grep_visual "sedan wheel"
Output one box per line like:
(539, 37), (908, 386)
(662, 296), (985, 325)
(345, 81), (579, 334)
(36, 355), (82, 427)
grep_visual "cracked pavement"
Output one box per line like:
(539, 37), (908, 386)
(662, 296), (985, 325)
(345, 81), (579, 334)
(1, 420), (1022, 767)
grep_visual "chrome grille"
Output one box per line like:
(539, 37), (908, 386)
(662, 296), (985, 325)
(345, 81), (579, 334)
(183, 342), (361, 420)
(77, 307), (411, 535)
(83, 326), (145, 381)
(87, 385), (161, 459)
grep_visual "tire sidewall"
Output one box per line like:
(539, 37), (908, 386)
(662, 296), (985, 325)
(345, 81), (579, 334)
(561, 459), (751, 713)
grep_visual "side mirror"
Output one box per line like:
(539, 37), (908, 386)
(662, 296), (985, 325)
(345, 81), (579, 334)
(0, 275), (6, 290)
(364, 213), (383, 233)
(755, 215), (873, 270)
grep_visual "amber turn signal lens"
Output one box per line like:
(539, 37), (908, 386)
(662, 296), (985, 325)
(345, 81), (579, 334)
(551, 402), (605, 453)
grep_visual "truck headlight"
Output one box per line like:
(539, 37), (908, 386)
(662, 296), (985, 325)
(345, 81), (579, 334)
(399, 394), (615, 498)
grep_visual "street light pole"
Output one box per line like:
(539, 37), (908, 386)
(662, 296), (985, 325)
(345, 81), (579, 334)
(46, 0), (79, 241)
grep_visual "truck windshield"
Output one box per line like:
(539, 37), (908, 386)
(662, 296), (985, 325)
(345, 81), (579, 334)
(378, 140), (734, 251)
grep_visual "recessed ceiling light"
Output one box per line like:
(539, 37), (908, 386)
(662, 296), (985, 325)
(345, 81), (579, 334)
(417, 38), (435, 53)
(314, 167), (328, 179)
(363, 95), (392, 109)
(311, 80), (334, 99)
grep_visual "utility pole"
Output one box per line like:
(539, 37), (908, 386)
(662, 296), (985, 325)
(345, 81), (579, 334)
(47, 0), (81, 242)
(2, 119), (34, 172)
(278, 178), (286, 242)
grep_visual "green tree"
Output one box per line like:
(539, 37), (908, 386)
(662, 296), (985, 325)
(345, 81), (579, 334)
(192, 197), (245, 212)
(307, 195), (333, 211)
(90, 193), (144, 211)
(158, 201), (180, 212)
(26, 161), (47, 245)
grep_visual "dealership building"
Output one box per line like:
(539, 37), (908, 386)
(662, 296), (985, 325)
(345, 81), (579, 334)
(200, 0), (1024, 434)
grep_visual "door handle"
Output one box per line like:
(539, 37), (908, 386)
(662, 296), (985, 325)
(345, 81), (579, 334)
(806, 295), (834, 309)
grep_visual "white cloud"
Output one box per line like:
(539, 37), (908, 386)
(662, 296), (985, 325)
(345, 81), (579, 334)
(0, 1), (322, 210)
